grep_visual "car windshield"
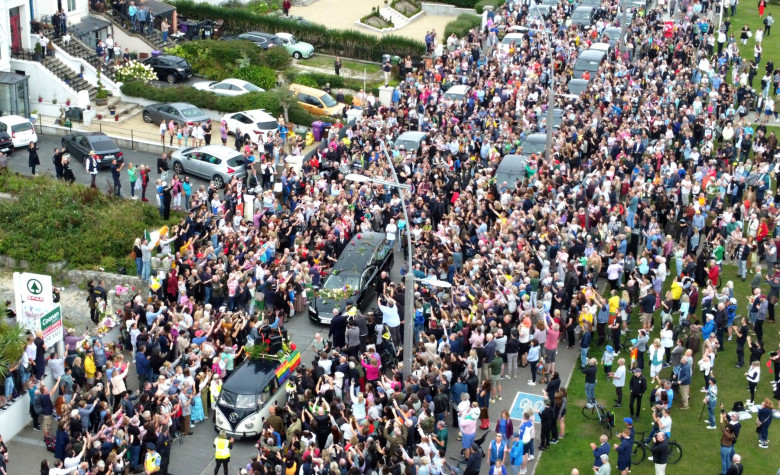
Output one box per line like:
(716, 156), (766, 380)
(181, 107), (204, 118)
(255, 120), (279, 130)
(572, 10), (590, 19)
(287, 35), (298, 44)
(501, 36), (521, 45)
(521, 139), (546, 155)
(175, 60), (189, 68)
(319, 93), (338, 108)
(322, 273), (360, 291)
(11, 123), (31, 132)
(90, 139), (116, 153)
(243, 83), (262, 92)
(578, 59), (601, 69)
(218, 390), (256, 410)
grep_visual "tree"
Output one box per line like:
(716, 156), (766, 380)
(268, 83), (297, 124)
(0, 302), (26, 379)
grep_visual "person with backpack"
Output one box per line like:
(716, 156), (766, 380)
(517, 411), (535, 474)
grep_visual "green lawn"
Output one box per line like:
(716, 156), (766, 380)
(729, 2), (780, 88)
(536, 264), (780, 474)
(299, 54), (382, 75)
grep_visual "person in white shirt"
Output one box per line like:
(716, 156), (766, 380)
(608, 358), (627, 407)
(386, 219), (398, 249)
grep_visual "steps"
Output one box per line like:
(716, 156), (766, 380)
(50, 36), (116, 81)
(41, 56), (98, 101)
(92, 96), (144, 124)
(379, 7), (411, 28)
(94, 12), (167, 52)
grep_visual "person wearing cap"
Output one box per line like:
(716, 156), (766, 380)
(613, 428), (633, 475)
(144, 442), (161, 474)
(628, 367), (647, 419)
(214, 430), (235, 475)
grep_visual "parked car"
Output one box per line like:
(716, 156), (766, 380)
(572, 49), (607, 79)
(220, 109), (279, 145)
(0, 131), (12, 154)
(443, 84), (470, 102)
(288, 84), (344, 116)
(275, 32), (314, 59)
(567, 78), (590, 95)
(392, 131), (427, 153)
(170, 144), (248, 188)
(141, 55), (193, 84)
(193, 78), (264, 96)
(0, 115), (37, 149)
(285, 15), (312, 25)
(236, 31), (283, 50)
(500, 33), (525, 54)
(308, 232), (393, 324)
(61, 132), (123, 168)
(142, 102), (211, 126)
(570, 6), (596, 27)
(494, 154), (528, 190)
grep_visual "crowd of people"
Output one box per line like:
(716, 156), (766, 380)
(5, 0), (780, 473)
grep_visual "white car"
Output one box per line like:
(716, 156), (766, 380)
(0, 115), (38, 149)
(220, 109), (280, 145)
(193, 78), (264, 96)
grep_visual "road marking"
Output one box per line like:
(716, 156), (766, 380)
(10, 436), (46, 447)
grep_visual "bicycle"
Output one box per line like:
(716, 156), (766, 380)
(581, 401), (613, 438)
(630, 430), (683, 465)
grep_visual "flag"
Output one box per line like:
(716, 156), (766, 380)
(664, 21), (674, 38)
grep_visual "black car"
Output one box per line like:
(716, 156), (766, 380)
(236, 31), (283, 50)
(308, 232), (393, 324)
(61, 132), (123, 168)
(141, 55), (193, 83)
(0, 132), (12, 154)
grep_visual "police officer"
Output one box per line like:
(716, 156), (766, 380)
(214, 430), (235, 475)
(144, 442), (161, 474)
(156, 425), (172, 475)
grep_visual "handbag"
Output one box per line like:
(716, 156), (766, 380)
(756, 416), (768, 427)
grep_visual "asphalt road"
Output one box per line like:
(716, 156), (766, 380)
(5, 132), (213, 196)
(3, 133), (579, 475)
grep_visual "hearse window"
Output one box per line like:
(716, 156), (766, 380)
(375, 242), (391, 261)
(259, 378), (279, 405)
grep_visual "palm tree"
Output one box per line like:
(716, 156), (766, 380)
(268, 83), (298, 124)
(0, 302), (27, 380)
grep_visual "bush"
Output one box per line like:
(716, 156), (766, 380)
(164, 40), (264, 80)
(121, 81), (321, 125)
(429, 0), (479, 7)
(293, 75), (320, 88)
(234, 65), (278, 90)
(260, 47), (292, 70)
(474, 0), (504, 14)
(0, 171), (177, 271)
(444, 13), (482, 38)
(170, 0), (426, 61)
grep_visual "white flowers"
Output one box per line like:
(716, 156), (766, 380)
(114, 60), (157, 83)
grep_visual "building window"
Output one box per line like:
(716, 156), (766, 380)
(67, 0), (76, 12)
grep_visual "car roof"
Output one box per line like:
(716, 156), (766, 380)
(446, 85), (470, 93)
(222, 359), (280, 394)
(589, 42), (611, 51)
(331, 232), (386, 276)
(221, 78), (252, 87)
(193, 144), (241, 158)
(579, 49), (606, 59)
(276, 32), (293, 38)
(244, 31), (278, 39)
(503, 32), (525, 40)
(168, 102), (199, 109)
(235, 109), (275, 121)
(523, 133), (547, 143)
(397, 131), (427, 140)
(82, 132), (112, 139)
(0, 115), (32, 124)
(497, 154), (528, 172)
(574, 5), (595, 11)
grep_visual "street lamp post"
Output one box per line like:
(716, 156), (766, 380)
(529, 5), (555, 163)
(345, 149), (415, 374)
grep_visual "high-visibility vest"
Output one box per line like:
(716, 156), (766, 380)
(145, 452), (160, 473)
(210, 380), (222, 406)
(215, 438), (231, 459)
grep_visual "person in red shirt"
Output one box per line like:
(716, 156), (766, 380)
(708, 261), (720, 287)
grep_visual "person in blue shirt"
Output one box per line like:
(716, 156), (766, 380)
(488, 433), (507, 465)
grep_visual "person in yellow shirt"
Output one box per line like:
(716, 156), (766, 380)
(670, 276), (683, 312)
(214, 430), (234, 475)
(84, 349), (97, 386)
(144, 442), (161, 474)
(608, 290), (621, 320)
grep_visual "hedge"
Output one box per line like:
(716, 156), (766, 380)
(120, 81), (320, 126)
(474, 0), (504, 14)
(164, 40), (289, 82)
(444, 13), (482, 38)
(170, 0), (426, 62)
(0, 171), (177, 272)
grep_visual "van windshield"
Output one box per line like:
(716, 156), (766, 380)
(219, 390), (257, 410)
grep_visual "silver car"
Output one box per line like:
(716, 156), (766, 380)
(142, 102), (211, 126)
(171, 144), (248, 188)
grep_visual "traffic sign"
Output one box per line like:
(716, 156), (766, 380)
(509, 391), (545, 423)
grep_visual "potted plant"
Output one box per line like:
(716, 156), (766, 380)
(38, 95), (42, 103)
(52, 97), (58, 105)
(79, 64), (85, 78)
(115, 114), (120, 121)
(95, 71), (108, 106)
(33, 42), (42, 61)
(108, 105), (116, 115)
(97, 114), (103, 120)
(66, 98), (71, 106)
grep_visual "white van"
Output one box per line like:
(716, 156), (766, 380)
(0, 115), (37, 149)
